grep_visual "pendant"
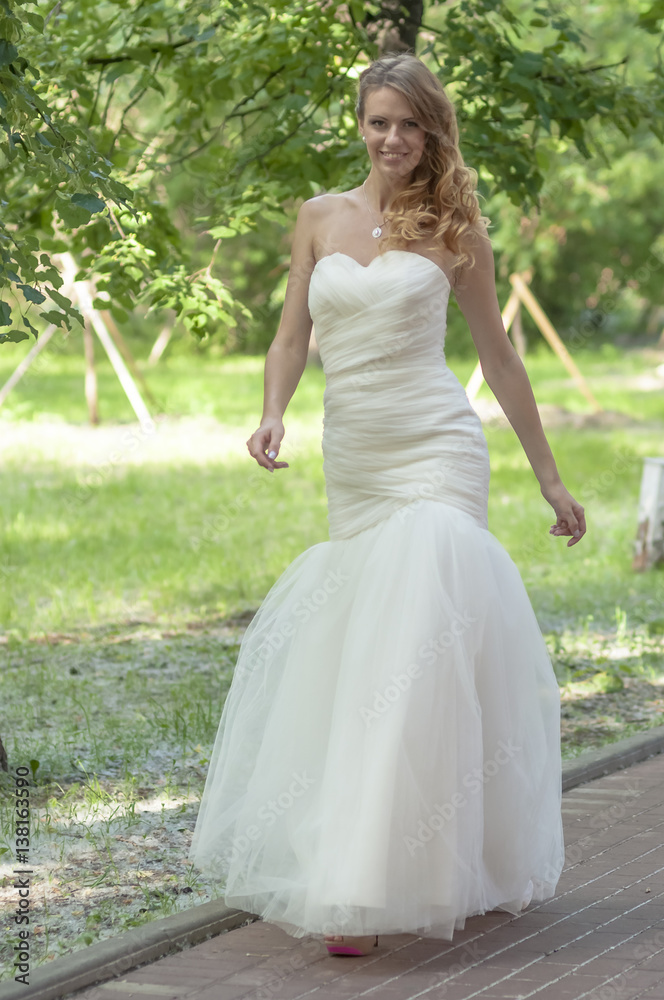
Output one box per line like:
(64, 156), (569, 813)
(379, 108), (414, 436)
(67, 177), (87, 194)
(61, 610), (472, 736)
(372, 226), (382, 239)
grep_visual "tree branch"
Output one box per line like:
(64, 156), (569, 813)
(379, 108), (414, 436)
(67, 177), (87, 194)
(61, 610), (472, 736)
(163, 64), (287, 169)
(85, 17), (229, 66)
(107, 54), (162, 157)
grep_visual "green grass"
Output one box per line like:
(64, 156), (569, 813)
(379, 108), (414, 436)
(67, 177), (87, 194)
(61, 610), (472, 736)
(1, 340), (663, 637)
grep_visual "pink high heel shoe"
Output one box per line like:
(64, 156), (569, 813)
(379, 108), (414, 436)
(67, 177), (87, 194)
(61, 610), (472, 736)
(324, 934), (378, 956)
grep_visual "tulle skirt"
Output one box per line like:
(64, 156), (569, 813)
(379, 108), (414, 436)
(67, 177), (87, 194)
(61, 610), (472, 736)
(187, 496), (564, 940)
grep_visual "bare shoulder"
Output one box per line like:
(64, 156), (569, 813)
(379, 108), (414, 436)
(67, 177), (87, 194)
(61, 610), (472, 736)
(459, 219), (493, 256)
(304, 192), (342, 208)
(292, 195), (338, 255)
(300, 191), (350, 219)
(454, 220), (495, 292)
(289, 193), (351, 284)
(296, 192), (347, 232)
(299, 190), (360, 259)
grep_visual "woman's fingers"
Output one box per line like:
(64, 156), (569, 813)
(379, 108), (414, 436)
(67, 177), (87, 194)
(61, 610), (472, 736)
(565, 501), (586, 546)
(246, 427), (289, 472)
(575, 503), (587, 538)
(548, 501), (586, 546)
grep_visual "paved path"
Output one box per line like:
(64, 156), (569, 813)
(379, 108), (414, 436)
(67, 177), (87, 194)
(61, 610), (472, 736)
(73, 754), (664, 1000)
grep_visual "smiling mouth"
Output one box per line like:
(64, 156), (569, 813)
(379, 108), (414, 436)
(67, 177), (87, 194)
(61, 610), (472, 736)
(380, 152), (407, 158)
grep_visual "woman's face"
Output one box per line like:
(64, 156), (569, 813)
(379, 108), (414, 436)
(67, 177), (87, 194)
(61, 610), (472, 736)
(359, 86), (427, 180)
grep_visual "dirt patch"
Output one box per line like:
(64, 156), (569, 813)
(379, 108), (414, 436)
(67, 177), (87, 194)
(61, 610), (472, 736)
(472, 399), (658, 430)
(560, 675), (664, 753)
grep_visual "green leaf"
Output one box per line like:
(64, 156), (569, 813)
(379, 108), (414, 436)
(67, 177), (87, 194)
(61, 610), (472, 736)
(105, 61), (136, 84)
(39, 309), (69, 328)
(109, 305), (130, 325)
(25, 13), (45, 32)
(57, 199), (94, 229)
(0, 41), (18, 70)
(208, 225), (239, 238)
(22, 316), (39, 337)
(0, 301), (10, 326)
(638, 1), (664, 32)
(46, 287), (73, 311)
(0, 329), (29, 343)
(18, 284), (46, 304)
(71, 193), (106, 214)
(512, 52), (544, 78)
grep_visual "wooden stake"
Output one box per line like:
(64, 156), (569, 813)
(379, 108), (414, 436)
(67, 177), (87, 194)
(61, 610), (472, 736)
(82, 321), (99, 424)
(147, 324), (173, 366)
(99, 309), (158, 407)
(59, 253), (152, 430)
(510, 303), (527, 357)
(0, 324), (57, 408)
(510, 273), (602, 413)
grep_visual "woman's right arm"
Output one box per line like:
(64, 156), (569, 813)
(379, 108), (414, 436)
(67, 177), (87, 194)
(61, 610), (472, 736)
(246, 198), (320, 472)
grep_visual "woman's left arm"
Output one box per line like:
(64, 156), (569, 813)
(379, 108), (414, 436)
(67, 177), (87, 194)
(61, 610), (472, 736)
(453, 225), (586, 546)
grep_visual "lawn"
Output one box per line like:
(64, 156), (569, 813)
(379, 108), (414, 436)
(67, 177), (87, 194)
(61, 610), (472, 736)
(0, 338), (663, 977)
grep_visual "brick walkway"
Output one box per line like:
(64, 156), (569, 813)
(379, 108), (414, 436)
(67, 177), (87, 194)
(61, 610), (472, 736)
(73, 754), (664, 1000)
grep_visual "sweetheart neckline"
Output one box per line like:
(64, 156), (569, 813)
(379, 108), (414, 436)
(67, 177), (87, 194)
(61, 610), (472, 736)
(313, 250), (451, 292)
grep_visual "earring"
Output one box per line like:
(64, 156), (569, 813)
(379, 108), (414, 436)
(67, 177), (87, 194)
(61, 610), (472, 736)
(362, 136), (366, 142)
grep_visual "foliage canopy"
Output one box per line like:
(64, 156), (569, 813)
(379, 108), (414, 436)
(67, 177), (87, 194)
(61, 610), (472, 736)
(1, 0), (663, 345)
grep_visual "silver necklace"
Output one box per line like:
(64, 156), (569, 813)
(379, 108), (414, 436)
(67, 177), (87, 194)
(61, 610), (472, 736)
(362, 180), (385, 239)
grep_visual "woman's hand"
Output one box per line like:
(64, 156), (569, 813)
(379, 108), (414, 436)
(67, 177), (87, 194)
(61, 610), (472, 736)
(541, 481), (586, 547)
(246, 417), (289, 473)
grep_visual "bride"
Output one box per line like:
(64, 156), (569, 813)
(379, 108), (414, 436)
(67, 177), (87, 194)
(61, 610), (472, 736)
(188, 52), (586, 958)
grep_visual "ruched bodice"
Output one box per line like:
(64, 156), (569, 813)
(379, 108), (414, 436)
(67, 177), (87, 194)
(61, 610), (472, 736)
(188, 248), (565, 943)
(308, 251), (489, 539)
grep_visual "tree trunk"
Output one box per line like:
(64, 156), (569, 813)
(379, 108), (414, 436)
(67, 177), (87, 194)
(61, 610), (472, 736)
(0, 734), (8, 772)
(633, 458), (664, 571)
(364, 0), (424, 54)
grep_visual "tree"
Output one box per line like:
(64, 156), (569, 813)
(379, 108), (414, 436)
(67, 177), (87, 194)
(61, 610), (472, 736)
(1, 0), (662, 348)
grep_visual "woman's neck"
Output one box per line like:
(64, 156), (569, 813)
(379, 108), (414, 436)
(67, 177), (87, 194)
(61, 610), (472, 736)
(364, 170), (411, 215)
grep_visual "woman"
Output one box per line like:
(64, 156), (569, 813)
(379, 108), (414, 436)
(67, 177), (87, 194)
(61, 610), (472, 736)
(188, 53), (586, 958)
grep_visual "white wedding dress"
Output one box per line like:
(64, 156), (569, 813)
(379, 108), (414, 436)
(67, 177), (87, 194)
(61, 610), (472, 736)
(188, 249), (565, 941)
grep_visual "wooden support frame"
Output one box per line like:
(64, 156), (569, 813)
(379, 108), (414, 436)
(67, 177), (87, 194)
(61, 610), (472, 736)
(0, 254), (153, 429)
(465, 271), (602, 413)
(0, 323), (58, 408)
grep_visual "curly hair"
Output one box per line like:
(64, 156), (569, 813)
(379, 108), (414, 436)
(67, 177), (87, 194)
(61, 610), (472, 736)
(355, 53), (490, 273)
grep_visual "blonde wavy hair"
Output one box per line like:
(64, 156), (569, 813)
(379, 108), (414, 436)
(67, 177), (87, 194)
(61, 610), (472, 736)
(356, 53), (490, 273)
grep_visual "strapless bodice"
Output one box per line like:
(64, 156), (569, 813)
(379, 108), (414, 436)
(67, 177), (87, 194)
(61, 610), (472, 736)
(307, 250), (490, 541)
(308, 250), (451, 386)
